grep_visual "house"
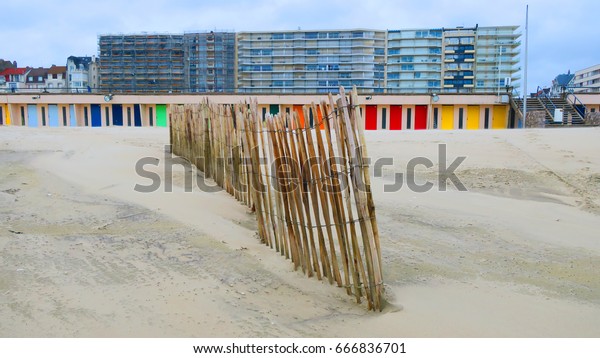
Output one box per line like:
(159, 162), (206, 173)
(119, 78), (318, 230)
(46, 65), (67, 91)
(26, 67), (49, 91)
(1, 67), (31, 92)
(550, 72), (575, 96)
(67, 56), (98, 92)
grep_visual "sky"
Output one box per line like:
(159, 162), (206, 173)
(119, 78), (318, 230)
(1, 0), (598, 94)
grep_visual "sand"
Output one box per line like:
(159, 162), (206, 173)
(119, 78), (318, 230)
(1, 125), (599, 337)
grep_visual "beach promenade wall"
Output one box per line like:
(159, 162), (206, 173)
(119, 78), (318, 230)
(1, 93), (524, 130)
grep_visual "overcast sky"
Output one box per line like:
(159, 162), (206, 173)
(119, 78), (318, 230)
(1, 0), (598, 94)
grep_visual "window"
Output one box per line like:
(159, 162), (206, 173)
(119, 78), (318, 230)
(105, 107), (110, 126)
(388, 49), (400, 55)
(433, 107), (439, 129)
(381, 108), (387, 129)
(414, 72), (421, 79)
(446, 54), (474, 61)
(460, 37), (474, 45)
(41, 107), (46, 126)
(250, 49), (272, 56)
(127, 107), (131, 126)
(84, 107), (89, 126)
(401, 56), (414, 62)
(477, 80), (484, 87)
(149, 107), (154, 126)
(406, 108), (412, 129)
(306, 32), (318, 39)
(458, 108), (464, 129)
(445, 79), (474, 86)
(484, 108), (490, 129)
(401, 64), (414, 71)
(351, 31), (364, 38)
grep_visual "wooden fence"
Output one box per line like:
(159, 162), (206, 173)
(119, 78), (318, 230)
(170, 87), (384, 310)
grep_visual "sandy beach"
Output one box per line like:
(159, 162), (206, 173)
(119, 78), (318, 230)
(1, 125), (599, 337)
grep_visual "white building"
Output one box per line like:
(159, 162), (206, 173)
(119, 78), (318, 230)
(1, 67), (30, 92)
(67, 56), (98, 92)
(574, 64), (600, 93)
(236, 26), (521, 94)
(236, 29), (387, 94)
(46, 65), (67, 91)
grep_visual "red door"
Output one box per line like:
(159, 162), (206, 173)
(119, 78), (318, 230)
(365, 105), (377, 130)
(415, 105), (428, 130)
(389, 105), (402, 130)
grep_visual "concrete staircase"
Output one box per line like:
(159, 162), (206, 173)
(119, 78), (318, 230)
(512, 96), (585, 126)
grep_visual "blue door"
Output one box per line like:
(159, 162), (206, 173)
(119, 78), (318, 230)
(27, 105), (38, 127)
(91, 104), (102, 127)
(112, 104), (123, 126)
(48, 105), (59, 127)
(134, 104), (142, 127)
(69, 105), (77, 126)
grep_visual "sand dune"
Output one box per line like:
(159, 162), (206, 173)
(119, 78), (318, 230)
(1, 126), (599, 337)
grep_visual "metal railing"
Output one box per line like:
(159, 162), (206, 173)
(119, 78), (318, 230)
(565, 91), (586, 120)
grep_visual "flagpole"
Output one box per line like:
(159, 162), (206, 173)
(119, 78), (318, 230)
(523, 4), (529, 128)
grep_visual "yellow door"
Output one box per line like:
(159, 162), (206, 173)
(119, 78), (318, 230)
(467, 106), (480, 130)
(3, 104), (9, 125)
(441, 105), (454, 130)
(492, 105), (508, 129)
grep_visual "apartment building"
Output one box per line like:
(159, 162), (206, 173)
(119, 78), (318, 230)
(473, 26), (521, 94)
(98, 32), (235, 93)
(96, 26), (520, 94)
(386, 25), (520, 94)
(386, 29), (443, 93)
(98, 34), (186, 93)
(184, 32), (236, 92)
(573, 64), (600, 93)
(236, 29), (387, 94)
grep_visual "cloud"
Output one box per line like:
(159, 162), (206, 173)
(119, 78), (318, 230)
(1, 0), (598, 92)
